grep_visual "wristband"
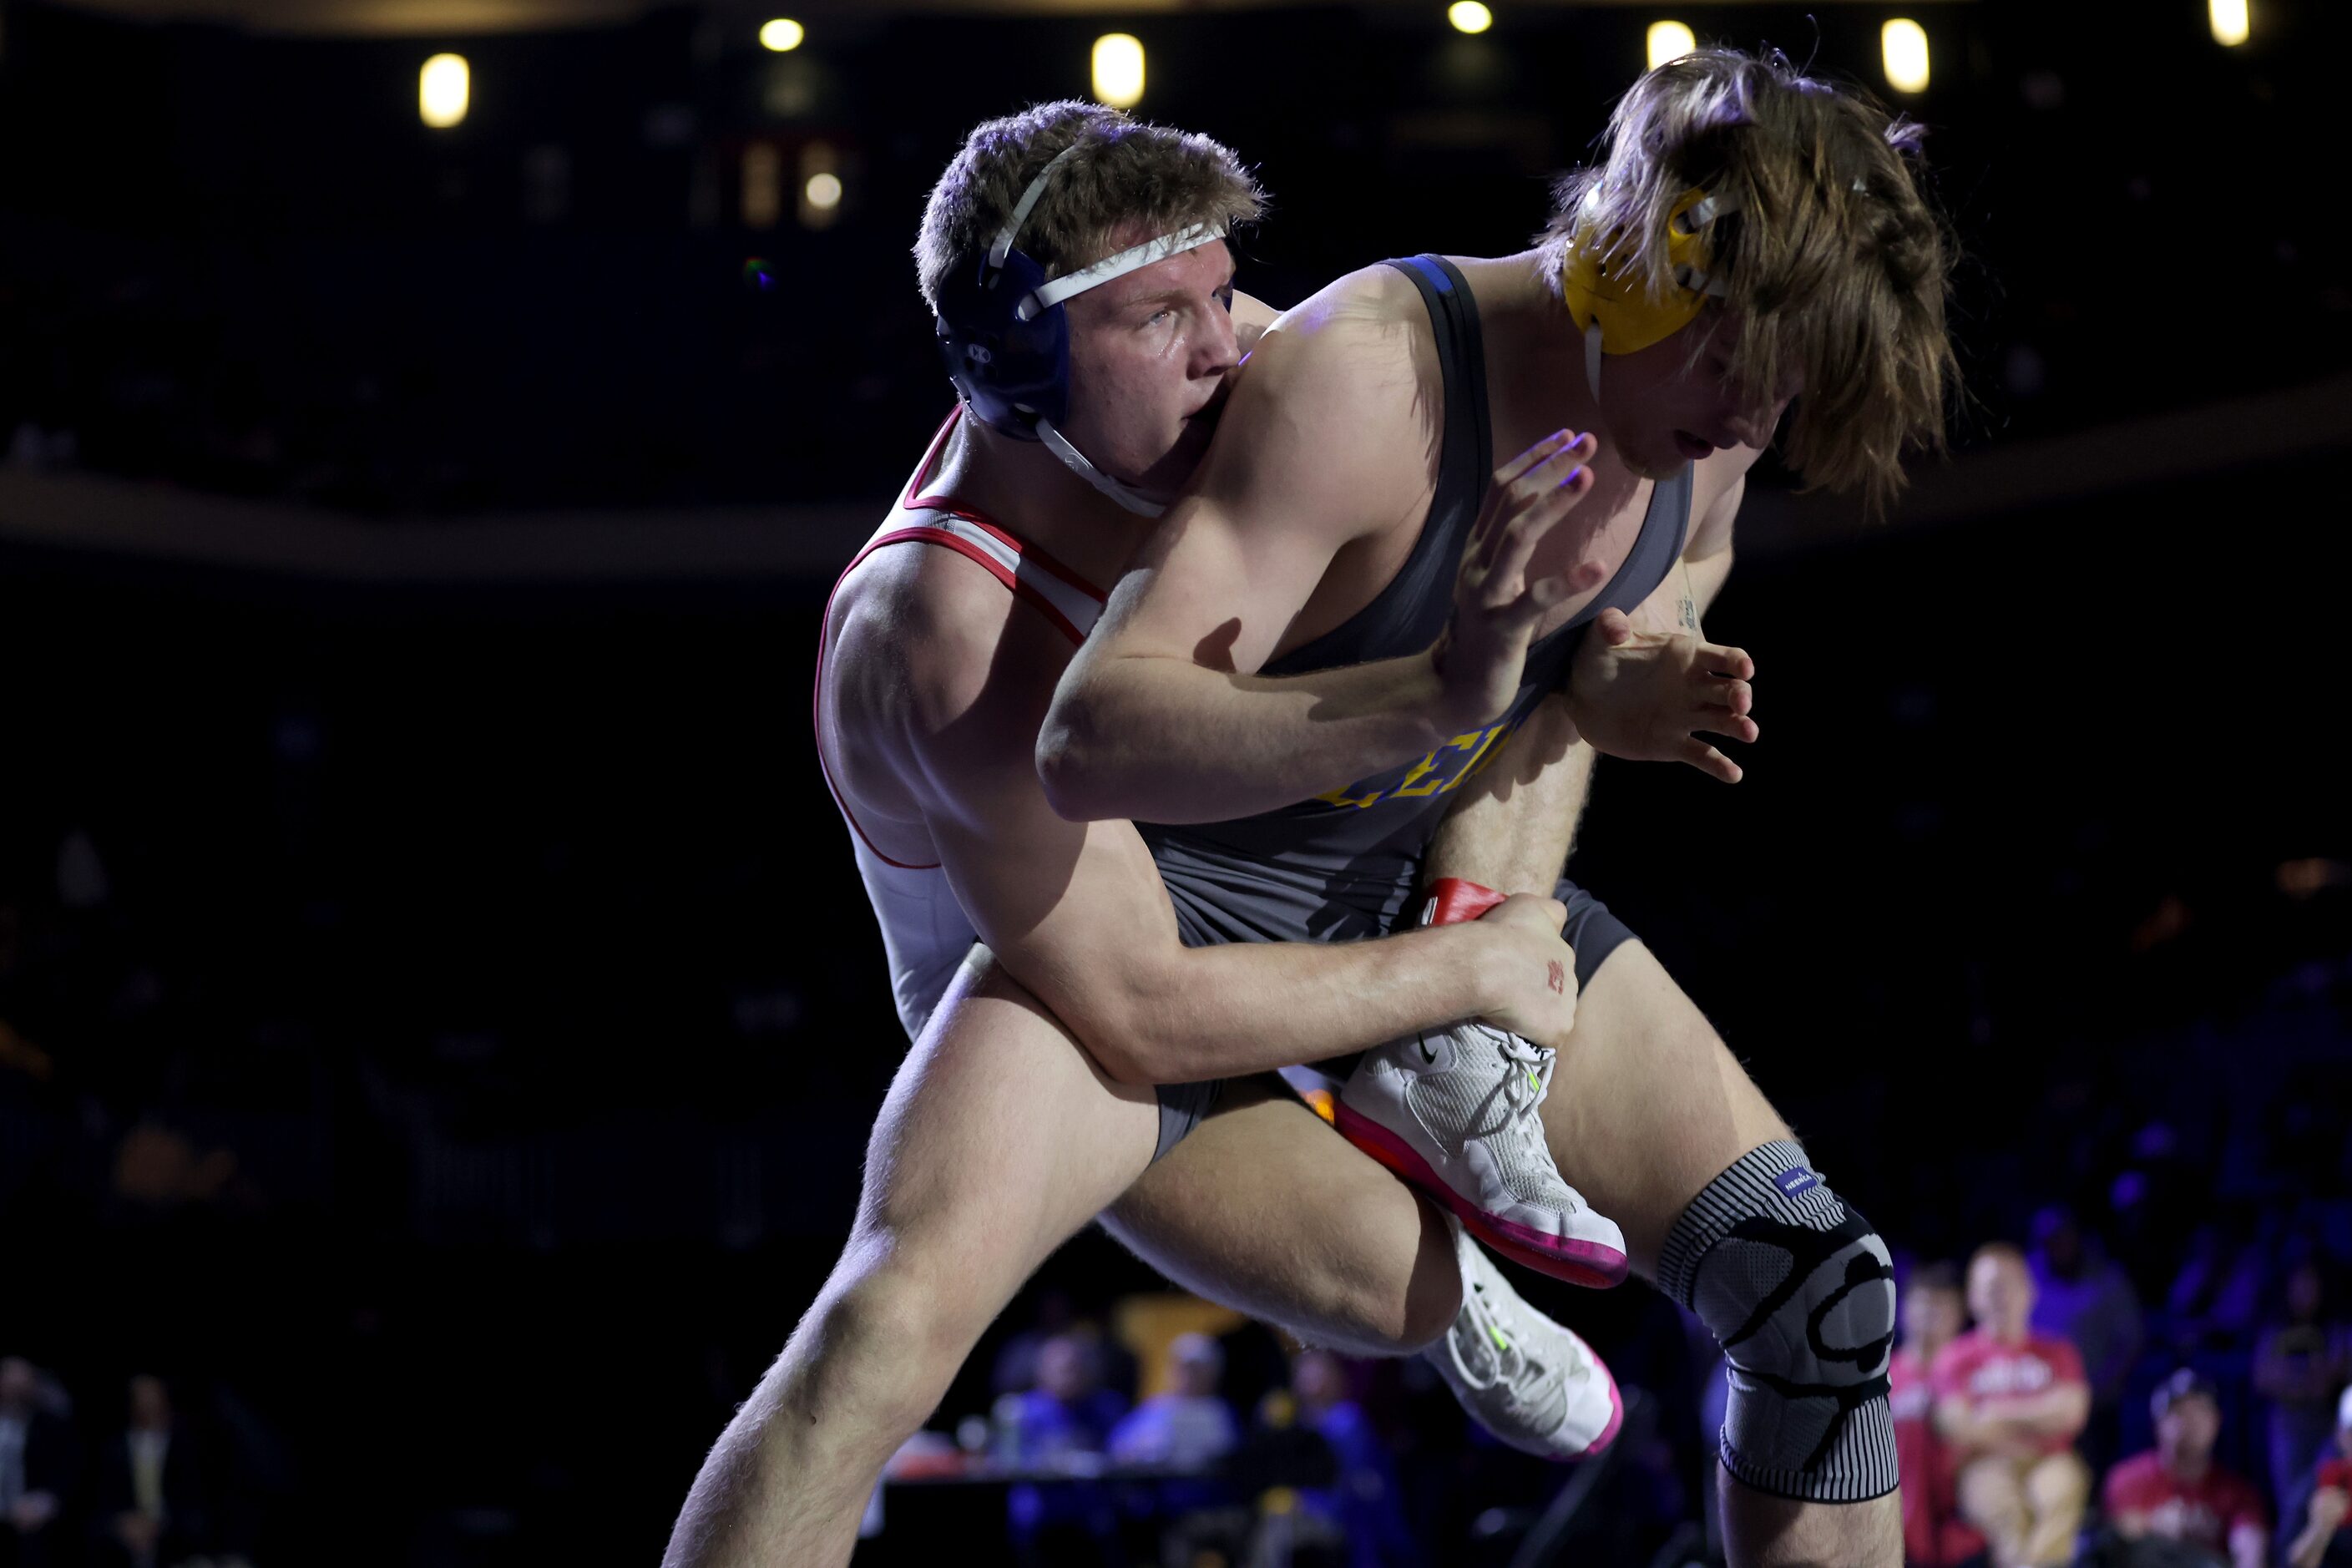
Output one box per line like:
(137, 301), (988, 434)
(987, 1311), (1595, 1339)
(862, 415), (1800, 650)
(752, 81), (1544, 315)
(1418, 877), (1508, 928)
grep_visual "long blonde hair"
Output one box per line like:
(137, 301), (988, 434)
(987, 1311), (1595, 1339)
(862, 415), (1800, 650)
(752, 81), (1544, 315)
(1542, 49), (1960, 510)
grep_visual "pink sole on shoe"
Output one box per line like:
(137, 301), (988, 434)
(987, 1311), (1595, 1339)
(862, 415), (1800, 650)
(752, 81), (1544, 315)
(1567, 1372), (1626, 1460)
(1333, 1101), (1629, 1289)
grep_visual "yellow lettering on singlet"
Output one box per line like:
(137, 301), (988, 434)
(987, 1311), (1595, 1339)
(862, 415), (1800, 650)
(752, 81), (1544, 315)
(1313, 781), (1388, 809)
(1449, 722), (1515, 787)
(1313, 720), (1519, 810)
(1388, 749), (1446, 798)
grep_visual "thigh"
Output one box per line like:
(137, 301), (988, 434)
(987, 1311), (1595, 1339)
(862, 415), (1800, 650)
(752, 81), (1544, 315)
(860, 948), (1162, 1311)
(1540, 939), (1793, 1277)
(1101, 1080), (1455, 1354)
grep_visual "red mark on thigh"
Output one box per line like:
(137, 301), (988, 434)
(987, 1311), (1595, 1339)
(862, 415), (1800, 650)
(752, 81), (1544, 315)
(1548, 960), (1565, 994)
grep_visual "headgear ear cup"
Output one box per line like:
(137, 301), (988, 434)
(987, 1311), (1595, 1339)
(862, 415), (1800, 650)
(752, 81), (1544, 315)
(1559, 186), (1739, 397)
(934, 242), (1070, 435)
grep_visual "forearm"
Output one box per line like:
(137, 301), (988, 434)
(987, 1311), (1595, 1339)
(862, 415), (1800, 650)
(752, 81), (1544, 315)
(1423, 694), (1594, 897)
(2290, 1492), (2348, 1568)
(2008, 1387), (2090, 1439)
(1062, 923), (1491, 1085)
(1039, 649), (1449, 824)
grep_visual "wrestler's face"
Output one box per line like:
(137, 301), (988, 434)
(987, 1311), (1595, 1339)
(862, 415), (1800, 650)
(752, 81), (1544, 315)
(1601, 312), (1794, 482)
(1060, 227), (1241, 498)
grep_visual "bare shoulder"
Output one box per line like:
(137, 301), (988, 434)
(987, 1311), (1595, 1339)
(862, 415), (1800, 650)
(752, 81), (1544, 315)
(1253, 262), (1434, 401)
(1191, 262), (1439, 525)
(830, 542), (1070, 766)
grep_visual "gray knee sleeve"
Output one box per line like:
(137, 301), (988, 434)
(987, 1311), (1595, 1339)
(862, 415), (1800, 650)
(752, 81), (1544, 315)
(1657, 1140), (1898, 1505)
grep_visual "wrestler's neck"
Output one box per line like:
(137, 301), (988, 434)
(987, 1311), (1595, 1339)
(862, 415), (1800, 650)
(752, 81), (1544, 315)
(1448, 250), (1642, 484)
(937, 414), (1156, 589)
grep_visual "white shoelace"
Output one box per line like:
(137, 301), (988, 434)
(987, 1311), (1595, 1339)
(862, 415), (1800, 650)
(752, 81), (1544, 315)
(1483, 1028), (1576, 1209)
(1454, 1277), (1574, 1424)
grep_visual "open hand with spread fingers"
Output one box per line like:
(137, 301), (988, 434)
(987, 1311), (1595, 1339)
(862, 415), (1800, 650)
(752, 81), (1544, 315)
(1428, 429), (1608, 731)
(1563, 606), (1758, 782)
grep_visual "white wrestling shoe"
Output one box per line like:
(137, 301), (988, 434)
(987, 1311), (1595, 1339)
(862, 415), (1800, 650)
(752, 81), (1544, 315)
(1426, 1222), (1623, 1460)
(1333, 1021), (1627, 1287)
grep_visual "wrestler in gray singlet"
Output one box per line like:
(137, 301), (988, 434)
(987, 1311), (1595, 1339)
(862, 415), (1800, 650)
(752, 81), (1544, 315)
(1142, 255), (1692, 1129)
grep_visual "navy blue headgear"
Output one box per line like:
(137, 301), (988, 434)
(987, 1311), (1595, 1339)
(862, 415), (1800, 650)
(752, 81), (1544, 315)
(935, 237), (1068, 438)
(930, 142), (1228, 516)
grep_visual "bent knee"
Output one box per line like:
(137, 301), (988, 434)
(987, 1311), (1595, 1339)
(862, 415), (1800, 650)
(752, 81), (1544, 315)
(801, 1240), (994, 1422)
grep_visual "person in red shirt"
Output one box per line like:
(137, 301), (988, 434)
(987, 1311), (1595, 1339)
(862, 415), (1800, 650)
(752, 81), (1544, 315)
(1894, 1262), (1985, 1566)
(1931, 1242), (2094, 1567)
(2287, 1384), (2352, 1568)
(2102, 1369), (2267, 1568)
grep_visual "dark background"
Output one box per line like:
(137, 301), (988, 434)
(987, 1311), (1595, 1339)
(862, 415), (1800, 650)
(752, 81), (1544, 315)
(2, 1), (2347, 1561)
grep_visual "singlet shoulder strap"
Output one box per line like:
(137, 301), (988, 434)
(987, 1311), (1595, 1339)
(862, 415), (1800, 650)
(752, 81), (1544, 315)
(1388, 255), (1493, 523)
(813, 443), (1113, 871)
(862, 513), (1107, 645)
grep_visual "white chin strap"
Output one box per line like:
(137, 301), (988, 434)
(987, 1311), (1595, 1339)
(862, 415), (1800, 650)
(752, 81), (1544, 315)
(1036, 418), (1171, 517)
(989, 144), (1228, 518)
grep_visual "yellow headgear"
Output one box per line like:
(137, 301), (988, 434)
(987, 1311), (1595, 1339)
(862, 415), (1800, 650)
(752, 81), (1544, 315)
(1560, 185), (1739, 397)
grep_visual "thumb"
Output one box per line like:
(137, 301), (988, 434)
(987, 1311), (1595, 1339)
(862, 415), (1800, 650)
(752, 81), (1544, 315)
(1596, 606), (1635, 646)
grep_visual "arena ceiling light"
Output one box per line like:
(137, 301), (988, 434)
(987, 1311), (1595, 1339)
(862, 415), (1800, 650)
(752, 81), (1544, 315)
(1447, 2), (1492, 34)
(1646, 20), (1694, 71)
(1881, 18), (1929, 93)
(759, 18), (802, 52)
(2208, 0), (2248, 46)
(1092, 33), (1144, 109)
(419, 52), (468, 128)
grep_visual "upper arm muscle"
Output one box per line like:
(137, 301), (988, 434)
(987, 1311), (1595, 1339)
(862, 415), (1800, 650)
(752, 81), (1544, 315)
(888, 576), (1191, 1058)
(1089, 278), (1435, 677)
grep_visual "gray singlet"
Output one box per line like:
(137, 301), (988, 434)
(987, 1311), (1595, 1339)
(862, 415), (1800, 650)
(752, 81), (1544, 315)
(1141, 255), (1694, 954)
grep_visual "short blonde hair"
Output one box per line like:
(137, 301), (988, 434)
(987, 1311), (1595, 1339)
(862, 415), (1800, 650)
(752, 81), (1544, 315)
(1542, 49), (1959, 511)
(915, 101), (1265, 316)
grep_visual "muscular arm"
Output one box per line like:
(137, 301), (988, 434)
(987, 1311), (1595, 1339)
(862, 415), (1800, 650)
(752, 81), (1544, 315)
(864, 555), (1563, 1086)
(1039, 284), (1464, 825)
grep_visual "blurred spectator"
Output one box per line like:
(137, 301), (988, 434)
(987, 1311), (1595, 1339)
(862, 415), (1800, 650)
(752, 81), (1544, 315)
(1108, 1333), (1237, 1472)
(1932, 1243), (2092, 1568)
(93, 1375), (206, 1568)
(1893, 1263), (1984, 1567)
(0, 1357), (73, 1568)
(2097, 1370), (2266, 1568)
(992, 1291), (1135, 1406)
(2286, 1385), (2352, 1568)
(2257, 1257), (2352, 1524)
(999, 1336), (1125, 1565)
(1289, 1350), (1413, 1568)
(2028, 1205), (2144, 1467)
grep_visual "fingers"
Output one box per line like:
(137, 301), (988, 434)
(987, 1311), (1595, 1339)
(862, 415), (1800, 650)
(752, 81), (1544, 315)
(1696, 640), (1756, 681)
(1696, 675), (1753, 718)
(1490, 427), (1587, 488)
(1475, 444), (1593, 573)
(1480, 465), (1596, 594)
(1676, 736), (1743, 784)
(1595, 606), (1635, 646)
